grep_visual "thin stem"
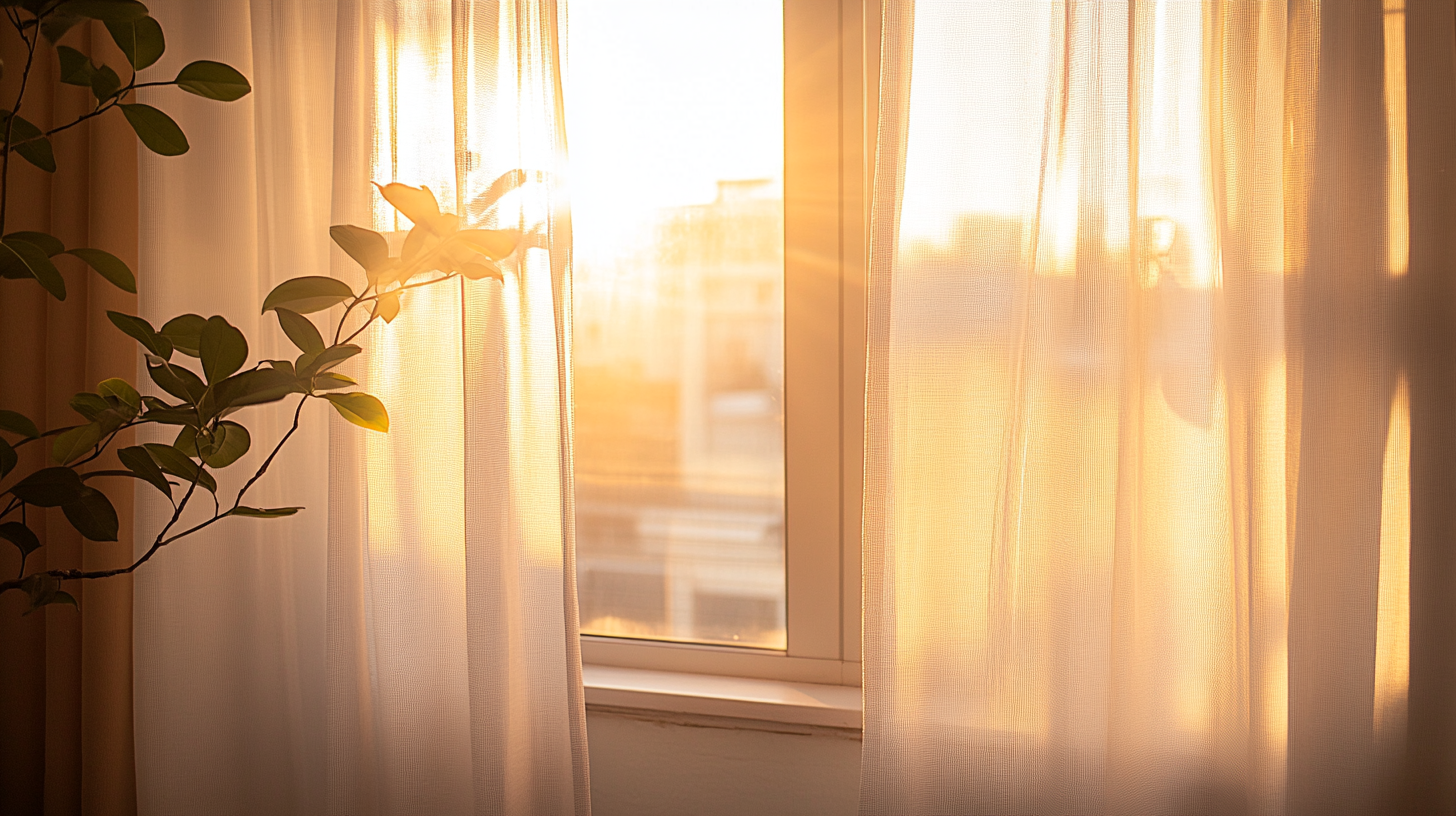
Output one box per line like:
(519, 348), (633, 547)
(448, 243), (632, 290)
(1, 14), (40, 234)
(0, 396), (310, 594)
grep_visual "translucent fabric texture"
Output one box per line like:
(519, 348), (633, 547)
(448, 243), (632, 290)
(861, 2), (1456, 815)
(134, 2), (589, 814)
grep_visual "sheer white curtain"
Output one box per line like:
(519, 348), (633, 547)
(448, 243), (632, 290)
(861, 2), (1456, 815)
(133, 2), (589, 814)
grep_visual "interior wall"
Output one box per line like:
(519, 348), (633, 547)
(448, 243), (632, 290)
(586, 709), (861, 816)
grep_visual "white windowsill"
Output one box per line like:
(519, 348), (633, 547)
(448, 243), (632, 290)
(582, 664), (863, 730)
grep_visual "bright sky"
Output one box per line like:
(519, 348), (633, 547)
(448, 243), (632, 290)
(563, 0), (783, 255)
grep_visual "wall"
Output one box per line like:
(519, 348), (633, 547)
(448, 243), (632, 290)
(586, 708), (861, 816)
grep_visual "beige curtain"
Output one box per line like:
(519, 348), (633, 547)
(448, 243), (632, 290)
(132, 2), (588, 814)
(860, 2), (1456, 814)
(0, 24), (138, 816)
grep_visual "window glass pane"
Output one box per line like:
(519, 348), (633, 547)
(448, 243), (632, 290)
(566, 0), (786, 648)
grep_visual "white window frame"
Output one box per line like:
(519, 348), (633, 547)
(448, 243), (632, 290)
(579, 0), (880, 688)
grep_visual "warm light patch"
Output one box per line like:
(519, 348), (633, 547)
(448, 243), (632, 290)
(1374, 373), (1410, 741)
(1383, 0), (1409, 278)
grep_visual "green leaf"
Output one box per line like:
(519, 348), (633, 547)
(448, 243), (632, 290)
(19, 574), (65, 616)
(107, 312), (172, 358)
(2, 239), (65, 298)
(174, 60), (251, 101)
(62, 487), (118, 541)
(298, 344), (360, 377)
(371, 290), (401, 322)
(261, 276), (354, 315)
(120, 104), (189, 156)
(118, 445), (172, 498)
(10, 467), (86, 506)
(329, 224), (389, 272)
(400, 223), (430, 263)
(97, 378), (141, 410)
(69, 392), (109, 420)
(159, 314), (207, 357)
(105, 14), (164, 70)
(40, 12), (84, 44)
(6, 231), (63, 255)
(63, 248), (135, 293)
(209, 367), (299, 414)
(0, 410), (39, 439)
(90, 63), (121, 102)
(56, 0), (149, 22)
(230, 506), (302, 518)
(200, 420), (249, 468)
(323, 392), (389, 432)
(310, 372), (356, 391)
(146, 360), (206, 403)
(51, 423), (101, 465)
(275, 307), (324, 355)
(142, 443), (217, 493)
(0, 437), (15, 478)
(199, 316), (247, 384)
(0, 521), (41, 557)
(56, 45), (95, 85)
(0, 110), (55, 172)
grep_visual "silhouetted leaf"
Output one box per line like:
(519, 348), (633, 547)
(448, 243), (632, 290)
(230, 506), (302, 518)
(142, 443), (216, 493)
(2, 239), (64, 298)
(107, 311), (172, 358)
(90, 63), (120, 101)
(199, 316), (247, 383)
(310, 372), (356, 391)
(376, 182), (440, 227)
(56, 45), (94, 85)
(0, 410), (39, 439)
(174, 60), (251, 101)
(55, 0), (148, 22)
(40, 11), (84, 45)
(97, 378), (141, 411)
(199, 421), (249, 468)
(0, 437), (15, 478)
(275, 308), (324, 355)
(62, 487), (118, 541)
(5, 231), (62, 255)
(105, 14), (163, 70)
(121, 104), (188, 156)
(329, 224), (389, 272)
(19, 574), (64, 615)
(0, 110), (55, 172)
(297, 344), (360, 377)
(210, 367), (299, 414)
(456, 229), (520, 260)
(401, 223), (431, 262)
(323, 392), (388, 432)
(371, 290), (400, 322)
(118, 445), (171, 499)
(63, 248), (135, 293)
(10, 467), (86, 506)
(51, 423), (101, 464)
(146, 360), (205, 403)
(460, 260), (503, 281)
(0, 521), (41, 557)
(69, 392), (109, 420)
(159, 313), (206, 357)
(261, 276), (354, 315)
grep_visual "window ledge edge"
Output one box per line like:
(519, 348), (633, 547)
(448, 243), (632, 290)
(582, 664), (863, 730)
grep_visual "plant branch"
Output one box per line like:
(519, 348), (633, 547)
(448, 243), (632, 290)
(1, 14), (40, 234)
(0, 395), (311, 594)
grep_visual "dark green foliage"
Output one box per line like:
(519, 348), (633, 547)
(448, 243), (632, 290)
(0, 0), (531, 616)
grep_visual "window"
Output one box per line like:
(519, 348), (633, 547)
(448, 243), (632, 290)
(566, 0), (877, 684)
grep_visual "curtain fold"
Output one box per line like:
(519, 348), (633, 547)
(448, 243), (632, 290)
(860, 2), (1456, 814)
(134, 2), (587, 814)
(0, 23), (139, 816)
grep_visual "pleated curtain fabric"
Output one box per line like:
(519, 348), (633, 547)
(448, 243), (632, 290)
(860, 2), (1456, 815)
(133, 2), (589, 814)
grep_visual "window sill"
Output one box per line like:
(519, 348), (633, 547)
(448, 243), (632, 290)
(582, 664), (863, 730)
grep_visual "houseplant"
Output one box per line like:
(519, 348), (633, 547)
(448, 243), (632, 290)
(0, 0), (521, 611)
